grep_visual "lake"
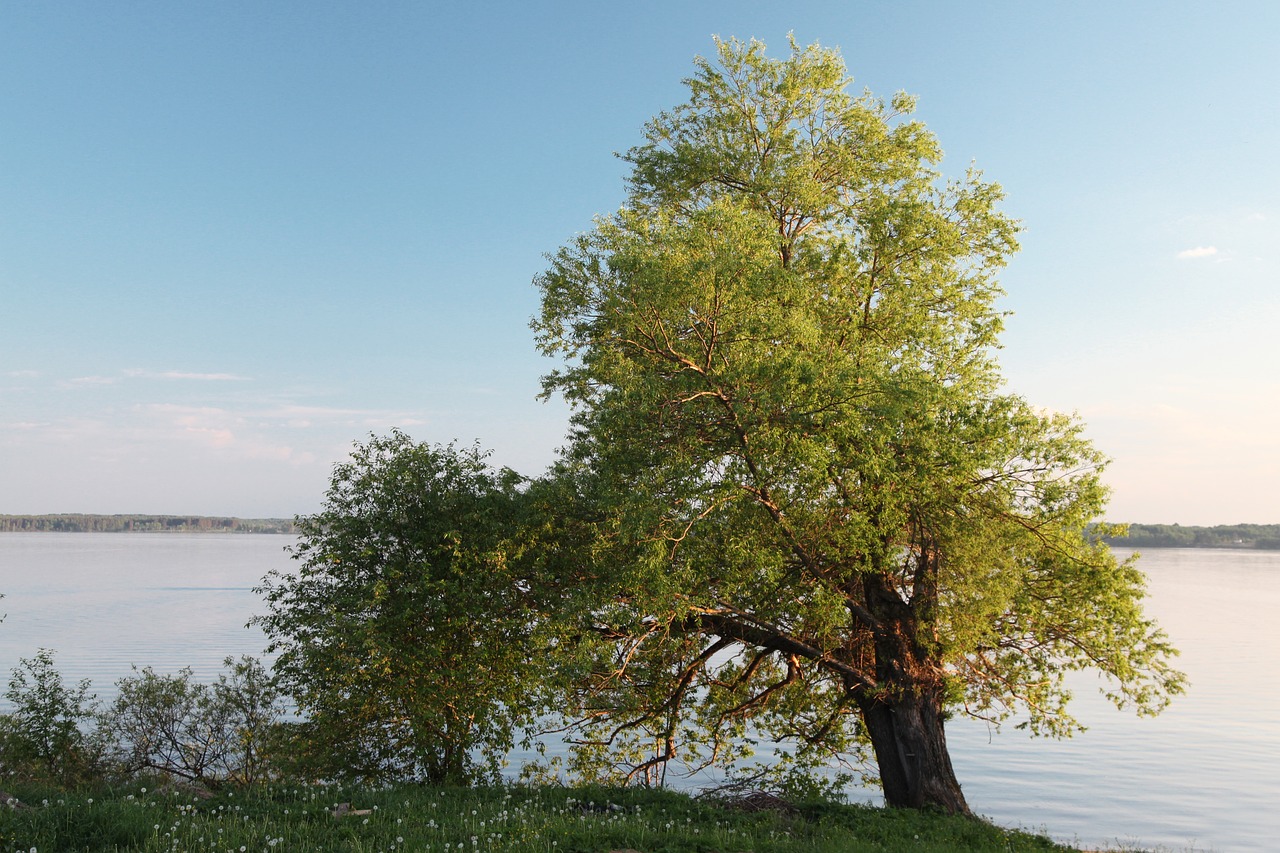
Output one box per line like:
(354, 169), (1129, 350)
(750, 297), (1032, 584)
(1, 533), (1277, 851)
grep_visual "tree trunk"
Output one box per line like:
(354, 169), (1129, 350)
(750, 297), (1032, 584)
(858, 569), (969, 814)
(858, 687), (969, 814)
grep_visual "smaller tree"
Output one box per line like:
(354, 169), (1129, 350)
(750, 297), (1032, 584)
(99, 656), (283, 786)
(210, 655), (282, 785)
(1, 648), (102, 784)
(254, 432), (556, 784)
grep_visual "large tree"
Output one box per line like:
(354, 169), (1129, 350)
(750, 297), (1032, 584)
(533, 38), (1184, 813)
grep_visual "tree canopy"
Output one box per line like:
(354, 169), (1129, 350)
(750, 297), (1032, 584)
(531, 37), (1184, 812)
(254, 433), (556, 784)
(257, 37), (1185, 814)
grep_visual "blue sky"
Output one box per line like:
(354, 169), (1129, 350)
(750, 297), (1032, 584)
(2, 1), (1276, 523)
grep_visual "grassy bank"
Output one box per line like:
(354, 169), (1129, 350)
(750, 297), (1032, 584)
(0, 781), (1080, 853)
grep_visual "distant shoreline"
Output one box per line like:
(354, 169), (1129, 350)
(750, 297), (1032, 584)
(1101, 522), (1280, 551)
(0, 514), (297, 534)
(3, 515), (1278, 549)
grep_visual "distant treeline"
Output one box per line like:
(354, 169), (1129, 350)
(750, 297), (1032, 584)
(3, 515), (1276, 548)
(0, 514), (297, 533)
(1105, 523), (1280, 550)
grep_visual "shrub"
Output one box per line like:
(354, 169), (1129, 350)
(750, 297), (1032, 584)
(98, 655), (284, 786)
(1, 648), (103, 785)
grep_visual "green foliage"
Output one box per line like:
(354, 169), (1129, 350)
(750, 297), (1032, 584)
(531, 37), (1185, 809)
(236, 37), (1185, 813)
(1, 649), (103, 785)
(1, 653), (282, 790)
(99, 656), (283, 786)
(253, 431), (559, 785)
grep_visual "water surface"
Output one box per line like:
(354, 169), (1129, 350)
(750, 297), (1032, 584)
(0, 533), (286, 692)
(0, 535), (1276, 851)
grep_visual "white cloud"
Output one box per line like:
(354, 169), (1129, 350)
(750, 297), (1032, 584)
(0, 421), (48, 431)
(259, 404), (367, 419)
(60, 369), (249, 388)
(123, 369), (249, 381)
(66, 375), (121, 386)
(1175, 246), (1218, 259)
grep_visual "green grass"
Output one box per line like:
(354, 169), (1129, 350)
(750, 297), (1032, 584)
(0, 781), (1080, 853)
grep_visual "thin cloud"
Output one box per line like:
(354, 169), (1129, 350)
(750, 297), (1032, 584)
(1176, 246), (1218, 259)
(260, 404), (369, 419)
(123, 369), (250, 381)
(136, 403), (314, 463)
(66, 375), (121, 386)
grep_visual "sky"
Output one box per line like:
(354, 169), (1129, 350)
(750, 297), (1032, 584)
(2, 1), (1277, 524)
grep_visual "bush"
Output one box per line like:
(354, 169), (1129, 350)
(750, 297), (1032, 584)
(99, 655), (284, 786)
(255, 433), (557, 785)
(1, 648), (104, 785)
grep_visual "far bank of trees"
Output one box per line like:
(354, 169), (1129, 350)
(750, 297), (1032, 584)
(1105, 523), (1280, 550)
(0, 515), (297, 534)
(5, 515), (1273, 548)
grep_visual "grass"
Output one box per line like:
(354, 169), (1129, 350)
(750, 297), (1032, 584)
(0, 780), (1082, 853)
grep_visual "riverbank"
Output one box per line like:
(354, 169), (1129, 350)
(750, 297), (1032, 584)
(0, 514), (297, 533)
(0, 781), (1083, 852)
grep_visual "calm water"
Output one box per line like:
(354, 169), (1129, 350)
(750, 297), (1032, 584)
(0, 534), (1277, 851)
(0, 534), (283, 691)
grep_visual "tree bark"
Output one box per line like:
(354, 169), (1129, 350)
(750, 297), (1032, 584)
(857, 569), (970, 814)
(858, 687), (969, 814)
